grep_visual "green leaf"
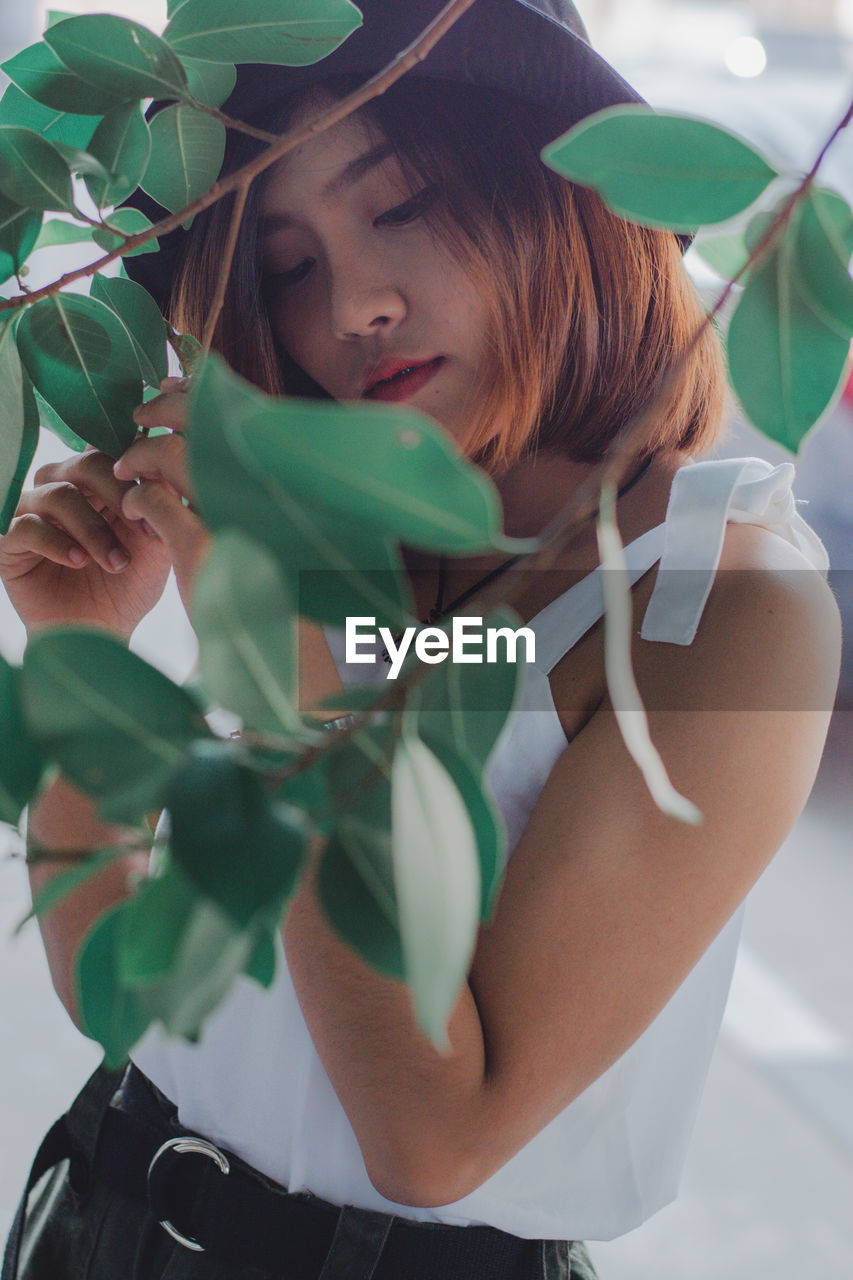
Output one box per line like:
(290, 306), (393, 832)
(0, 82), (100, 151)
(727, 236), (851, 451)
(416, 727), (506, 924)
(19, 628), (210, 823)
(244, 929), (277, 987)
(0, 126), (75, 212)
(187, 355), (414, 630)
(141, 104), (225, 215)
(317, 723), (404, 979)
(317, 832), (405, 979)
(0, 41), (127, 116)
(92, 207), (159, 258)
(188, 356), (533, 628)
(0, 655), (45, 824)
(119, 859), (259, 1039)
(254, 745), (334, 832)
(45, 15), (188, 103)
(31, 218), (95, 252)
(89, 274), (168, 388)
(692, 229), (750, 281)
(390, 731), (481, 1049)
(744, 206), (781, 256)
(192, 530), (301, 734)
(85, 102), (151, 208)
(0, 328), (36, 535)
(792, 187), (853, 339)
(165, 741), (307, 927)
(0, 366), (39, 535)
(168, 327), (202, 376)
(46, 11), (76, 28)
(51, 142), (112, 186)
(117, 863), (195, 986)
(229, 389), (520, 556)
(0, 192), (41, 285)
(15, 845), (126, 937)
(16, 292), (142, 455)
(179, 56), (237, 109)
(74, 899), (153, 1067)
(541, 106), (779, 233)
(34, 387), (88, 453)
(162, 0), (363, 66)
(407, 605), (523, 771)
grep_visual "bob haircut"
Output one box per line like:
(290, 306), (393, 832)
(171, 75), (727, 477)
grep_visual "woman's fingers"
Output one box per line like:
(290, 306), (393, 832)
(15, 482), (131, 572)
(34, 448), (141, 521)
(132, 388), (189, 436)
(0, 511), (93, 573)
(114, 431), (192, 502)
(120, 479), (210, 606)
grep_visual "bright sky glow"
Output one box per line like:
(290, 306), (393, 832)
(37, 1), (167, 31)
(724, 35), (768, 79)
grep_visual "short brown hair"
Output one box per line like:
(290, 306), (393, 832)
(171, 77), (726, 477)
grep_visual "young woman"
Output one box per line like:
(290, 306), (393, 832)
(1, 2), (841, 1278)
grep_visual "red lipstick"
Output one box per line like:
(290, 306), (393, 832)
(363, 357), (444, 401)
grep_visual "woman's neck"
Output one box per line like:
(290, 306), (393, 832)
(400, 446), (691, 625)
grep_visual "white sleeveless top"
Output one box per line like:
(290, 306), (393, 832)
(131, 457), (829, 1241)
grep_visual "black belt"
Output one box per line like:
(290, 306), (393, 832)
(3, 1062), (541, 1280)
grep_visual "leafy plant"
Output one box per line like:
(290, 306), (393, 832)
(0, 0), (850, 1064)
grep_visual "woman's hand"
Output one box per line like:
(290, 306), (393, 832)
(0, 442), (173, 641)
(113, 376), (212, 614)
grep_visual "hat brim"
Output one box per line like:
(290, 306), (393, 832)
(122, 0), (676, 309)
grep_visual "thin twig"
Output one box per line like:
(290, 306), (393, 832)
(0, 0), (480, 313)
(188, 97), (279, 145)
(201, 178), (250, 353)
(23, 835), (152, 865)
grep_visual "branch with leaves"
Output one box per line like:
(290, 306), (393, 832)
(1, 0), (852, 1065)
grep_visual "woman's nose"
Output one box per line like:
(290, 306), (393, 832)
(330, 269), (406, 340)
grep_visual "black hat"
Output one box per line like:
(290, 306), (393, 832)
(124, 0), (648, 307)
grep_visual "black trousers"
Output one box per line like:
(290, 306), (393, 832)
(3, 1062), (599, 1280)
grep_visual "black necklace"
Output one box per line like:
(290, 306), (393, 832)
(381, 456), (654, 664)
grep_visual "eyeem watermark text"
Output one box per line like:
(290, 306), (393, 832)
(346, 616), (536, 679)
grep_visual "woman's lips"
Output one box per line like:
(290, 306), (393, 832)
(364, 357), (445, 402)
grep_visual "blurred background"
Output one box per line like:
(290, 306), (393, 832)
(1, 2), (852, 1276)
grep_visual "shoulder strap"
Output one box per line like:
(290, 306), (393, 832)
(640, 457), (829, 647)
(534, 524), (667, 675)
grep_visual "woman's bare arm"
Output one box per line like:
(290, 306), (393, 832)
(26, 776), (150, 1029)
(280, 525), (842, 1209)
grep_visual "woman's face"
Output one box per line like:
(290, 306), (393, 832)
(258, 98), (492, 450)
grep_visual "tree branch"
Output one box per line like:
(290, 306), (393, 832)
(188, 97), (279, 145)
(201, 178), (250, 353)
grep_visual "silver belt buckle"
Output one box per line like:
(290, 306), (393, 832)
(147, 1136), (231, 1252)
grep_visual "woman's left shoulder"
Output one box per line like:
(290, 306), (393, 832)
(634, 514), (842, 717)
(708, 517), (838, 666)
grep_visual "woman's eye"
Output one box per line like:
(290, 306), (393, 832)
(375, 186), (436, 227)
(263, 186), (436, 289)
(265, 258), (315, 288)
